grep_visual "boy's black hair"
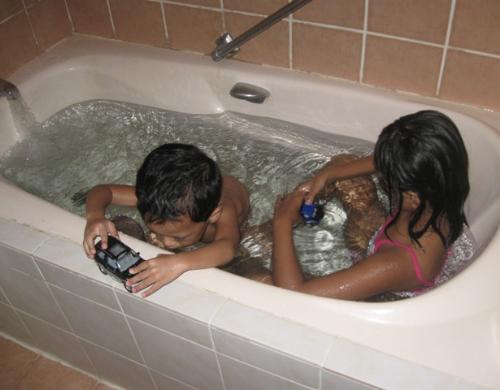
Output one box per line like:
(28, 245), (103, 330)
(374, 110), (470, 247)
(136, 143), (222, 223)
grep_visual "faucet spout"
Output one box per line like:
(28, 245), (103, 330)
(0, 79), (21, 100)
(211, 0), (313, 62)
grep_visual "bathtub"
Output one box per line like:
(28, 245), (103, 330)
(0, 36), (499, 390)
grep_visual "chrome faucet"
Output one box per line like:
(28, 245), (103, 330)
(0, 79), (20, 100)
(211, 0), (314, 62)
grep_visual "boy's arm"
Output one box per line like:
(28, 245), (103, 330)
(127, 204), (241, 297)
(83, 184), (137, 256)
(304, 155), (375, 203)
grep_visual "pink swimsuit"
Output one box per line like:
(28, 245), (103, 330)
(372, 217), (436, 289)
(367, 217), (476, 298)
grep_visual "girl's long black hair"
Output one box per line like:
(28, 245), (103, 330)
(374, 110), (470, 247)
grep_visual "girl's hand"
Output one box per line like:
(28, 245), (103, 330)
(300, 170), (329, 204)
(83, 218), (119, 258)
(273, 190), (306, 226)
(126, 254), (189, 297)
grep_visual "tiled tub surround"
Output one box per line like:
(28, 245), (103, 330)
(0, 36), (499, 389)
(1, 0), (500, 112)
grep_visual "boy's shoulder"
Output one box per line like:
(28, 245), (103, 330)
(221, 175), (250, 222)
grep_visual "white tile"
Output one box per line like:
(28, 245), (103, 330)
(0, 218), (50, 253)
(213, 328), (319, 388)
(218, 354), (313, 390)
(33, 236), (93, 274)
(211, 300), (331, 365)
(128, 317), (224, 390)
(50, 285), (142, 362)
(18, 311), (96, 375)
(0, 302), (33, 344)
(33, 236), (125, 291)
(0, 269), (70, 330)
(0, 244), (43, 279)
(144, 279), (227, 324)
(151, 370), (197, 390)
(117, 290), (212, 347)
(322, 368), (377, 390)
(455, 379), (490, 390)
(37, 260), (120, 310)
(81, 339), (156, 390)
(324, 336), (455, 390)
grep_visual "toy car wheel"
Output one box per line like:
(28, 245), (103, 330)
(97, 264), (108, 275)
(124, 281), (133, 293)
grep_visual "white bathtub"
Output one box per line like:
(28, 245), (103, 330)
(0, 36), (499, 390)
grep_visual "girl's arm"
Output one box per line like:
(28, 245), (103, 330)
(271, 189), (430, 301)
(304, 155), (375, 204)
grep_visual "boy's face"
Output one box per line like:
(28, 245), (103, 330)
(147, 214), (209, 250)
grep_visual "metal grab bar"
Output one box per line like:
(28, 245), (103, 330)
(211, 0), (314, 62)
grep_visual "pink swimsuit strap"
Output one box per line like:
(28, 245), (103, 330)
(374, 218), (434, 288)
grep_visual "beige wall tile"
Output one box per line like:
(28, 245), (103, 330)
(225, 13), (289, 67)
(368, 0), (451, 44)
(440, 50), (500, 111)
(293, 24), (361, 81)
(451, 0), (500, 55)
(364, 36), (442, 96)
(165, 5), (222, 54)
(0, 0), (23, 22)
(224, 0), (288, 15)
(67, 0), (114, 38)
(171, 0), (220, 7)
(110, 0), (167, 48)
(28, 0), (72, 51)
(294, 0), (364, 29)
(0, 12), (38, 78)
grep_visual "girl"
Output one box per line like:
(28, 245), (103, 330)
(272, 110), (476, 300)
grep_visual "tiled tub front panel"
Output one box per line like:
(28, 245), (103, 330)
(0, 218), (476, 389)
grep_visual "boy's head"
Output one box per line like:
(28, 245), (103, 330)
(136, 143), (222, 248)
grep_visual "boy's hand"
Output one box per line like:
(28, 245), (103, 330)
(126, 254), (189, 297)
(273, 190), (306, 226)
(83, 218), (119, 258)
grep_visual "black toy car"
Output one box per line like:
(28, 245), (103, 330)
(94, 235), (144, 292)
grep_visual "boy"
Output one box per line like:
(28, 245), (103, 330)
(83, 143), (250, 297)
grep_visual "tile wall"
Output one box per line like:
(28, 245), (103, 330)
(0, 0), (499, 110)
(0, 218), (474, 389)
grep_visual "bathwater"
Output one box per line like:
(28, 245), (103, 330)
(0, 100), (375, 277)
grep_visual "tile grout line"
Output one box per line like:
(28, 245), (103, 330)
(0, 8), (26, 25)
(318, 337), (335, 390)
(155, 0), (499, 62)
(359, 0), (370, 83)
(207, 299), (229, 390)
(220, 0), (226, 32)
(20, 0), (40, 51)
(106, 0), (116, 38)
(62, 0), (75, 33)
(113, 289), (160, 390)
(436, 0), (456, 96)
(216, 350), (317, 390)
(289, 5), (294, 70)
(160, 1), (169, 42)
